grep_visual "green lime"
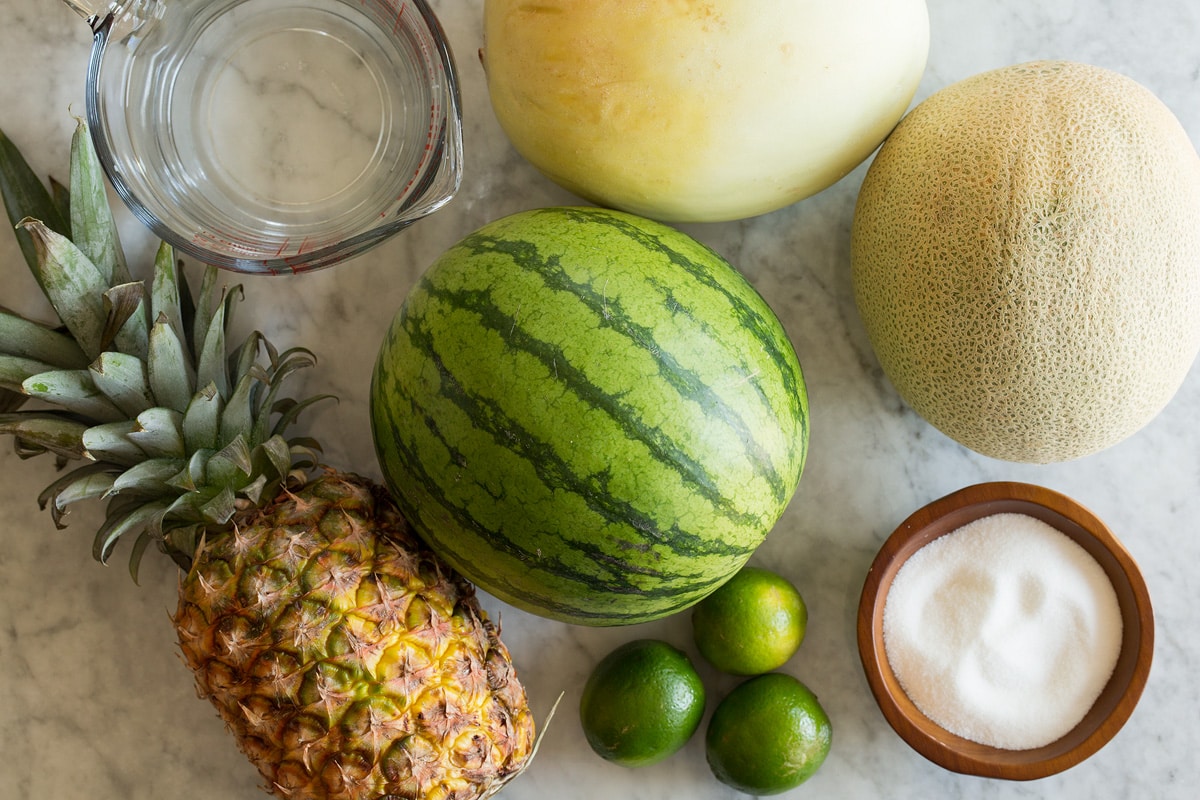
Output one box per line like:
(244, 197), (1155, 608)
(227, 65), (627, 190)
(692, 565), (807, 675)
(706, 673), (832, 795)
(579, 639), (706, 767)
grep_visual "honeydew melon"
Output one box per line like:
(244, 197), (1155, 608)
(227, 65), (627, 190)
(481, 0), (930, 222)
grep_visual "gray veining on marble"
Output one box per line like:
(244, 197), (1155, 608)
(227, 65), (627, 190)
(2, 1), (1198, 798)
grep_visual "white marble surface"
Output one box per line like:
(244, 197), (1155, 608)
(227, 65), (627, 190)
(1, 1), (1198, 798)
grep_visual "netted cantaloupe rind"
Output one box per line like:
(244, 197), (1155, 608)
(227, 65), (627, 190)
(851, 60), (1200, 463)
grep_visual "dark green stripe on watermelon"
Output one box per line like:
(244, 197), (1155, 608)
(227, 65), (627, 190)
(371, 207), (808, 625)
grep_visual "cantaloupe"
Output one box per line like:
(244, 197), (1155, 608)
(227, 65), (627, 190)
(851, 61), (1200, 463)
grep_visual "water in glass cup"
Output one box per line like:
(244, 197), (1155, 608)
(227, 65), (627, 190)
(79, 0), (461, 273)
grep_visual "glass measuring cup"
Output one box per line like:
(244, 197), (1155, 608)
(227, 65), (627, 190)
(63, 0), (463, 274)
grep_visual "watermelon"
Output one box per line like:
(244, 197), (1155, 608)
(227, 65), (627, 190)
(370, 207), (808, 625)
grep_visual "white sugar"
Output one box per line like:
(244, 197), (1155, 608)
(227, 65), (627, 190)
(882, 512), (1123, 750)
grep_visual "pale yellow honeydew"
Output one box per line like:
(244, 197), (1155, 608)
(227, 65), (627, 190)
(482, 0), (930, 222)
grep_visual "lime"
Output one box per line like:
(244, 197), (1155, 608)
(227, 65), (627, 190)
(579, 639), (706, 767)
(706, 673), (832, 795)
(692, 565), (807, 675)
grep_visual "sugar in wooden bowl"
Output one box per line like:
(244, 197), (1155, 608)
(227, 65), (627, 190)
(857, 481), (1154, 781)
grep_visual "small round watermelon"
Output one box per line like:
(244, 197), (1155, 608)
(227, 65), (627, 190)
(370, 207), (808, 625)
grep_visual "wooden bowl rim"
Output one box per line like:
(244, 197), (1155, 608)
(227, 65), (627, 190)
(856, 480), (1154, 781)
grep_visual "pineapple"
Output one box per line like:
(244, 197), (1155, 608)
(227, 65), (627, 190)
(0, 122), (536, 800)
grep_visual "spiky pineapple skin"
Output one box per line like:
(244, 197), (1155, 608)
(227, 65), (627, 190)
(0, 122), (539, 800)
(174, 470), (535, 800)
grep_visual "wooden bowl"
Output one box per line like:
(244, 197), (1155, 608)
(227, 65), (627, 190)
(856, 481), (1154, 780)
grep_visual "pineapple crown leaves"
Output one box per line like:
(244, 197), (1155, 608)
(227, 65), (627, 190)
(0, 120), (332, 579)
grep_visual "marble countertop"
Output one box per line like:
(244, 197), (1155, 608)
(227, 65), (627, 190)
(2, 1), (1198, 798)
